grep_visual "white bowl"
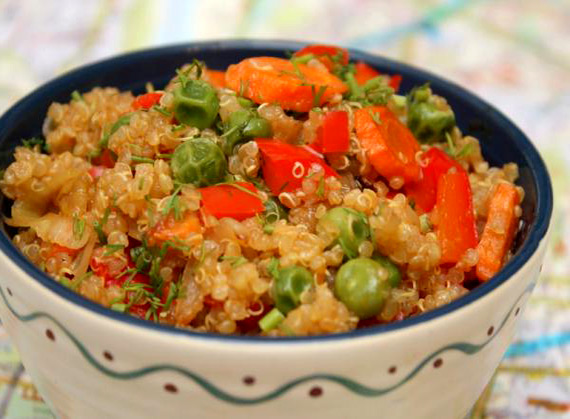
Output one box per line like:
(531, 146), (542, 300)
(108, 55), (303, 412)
(0, 41), (553, 419)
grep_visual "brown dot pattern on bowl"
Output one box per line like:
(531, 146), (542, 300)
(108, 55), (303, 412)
(7, 288), (12, 296)
(433, 358), (443, 368)
(103, 351), (114, 361)
(309, 386), (323, 397)
(243, 376), (255, 386)
(164, 383), (178, 393)
(487, 326), (494, 336)
(45, 329), (55, 341)
(388, 366), (397, 374)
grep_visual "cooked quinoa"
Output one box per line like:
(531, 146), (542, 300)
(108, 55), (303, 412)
(0, 45), (524, 336)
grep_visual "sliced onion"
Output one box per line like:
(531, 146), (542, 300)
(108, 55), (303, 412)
(29, 213), (90, 249)
(73, 235), (95, 278)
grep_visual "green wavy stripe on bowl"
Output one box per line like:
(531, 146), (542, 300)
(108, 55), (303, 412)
(0, 283), (533, 405)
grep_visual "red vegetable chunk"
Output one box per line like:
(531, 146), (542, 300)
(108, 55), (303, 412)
(294, 44), (349, 71)
(320, 110), (350, 153)
(256, 139), (338, 195)
(354, 61), (402, 91)
(132, 92), (163, 110)
(432, 169), (478, 264)
(354, 106), (421, 184)
(200, 182), (265, 221)
(405, 148), (463, 213)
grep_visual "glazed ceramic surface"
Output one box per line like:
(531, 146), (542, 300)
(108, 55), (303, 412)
(0, 41), (553, 419)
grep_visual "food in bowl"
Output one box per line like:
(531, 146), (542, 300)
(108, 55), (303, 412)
(0, 44), (524, 336)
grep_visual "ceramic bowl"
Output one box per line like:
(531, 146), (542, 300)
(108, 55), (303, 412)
(0, 40), (553, 419)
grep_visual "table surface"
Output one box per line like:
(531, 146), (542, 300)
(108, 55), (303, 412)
(0, 0), (569, 417)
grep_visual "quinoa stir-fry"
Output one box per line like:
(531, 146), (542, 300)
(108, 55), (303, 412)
(1, 44), (524, 336)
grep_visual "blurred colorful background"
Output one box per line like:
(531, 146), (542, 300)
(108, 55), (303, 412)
(1, 0), (569, 417)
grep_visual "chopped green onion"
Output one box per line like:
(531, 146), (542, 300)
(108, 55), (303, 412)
(73, 216), (85, 240)
(152, 105), (172, 117)
(419, 214), (432, 233)
(103, 244), (125, 257)
(71, 90), (84, 102)
(258, 308), (285, 332)
(131, 156), (155, 164)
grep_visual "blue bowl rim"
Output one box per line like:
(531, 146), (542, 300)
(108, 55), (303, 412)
(0, 39), (553, 344)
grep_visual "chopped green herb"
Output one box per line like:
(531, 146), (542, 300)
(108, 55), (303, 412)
(419, 214), (433, 233)
(312, 85), (328, 108)
(445, 132), (455, 155)
(171, 124), (185, 132)
(131, 156), (155, 164)
(220, 255), (248, 268)
(215, 181), (262, 200)
(73, 216), (85, 240)
(267, 257), (280, 279)
(93, 207), (111, 244)
(316, 176), (325, 197)
(456, 143), (474, 158)
(71, 90), (84, 102)
(290, 54), (314, 65)
(91, 114), (133, 158)
(152, 105), (172, 117)
(162, 280), (180, 311)
(22, 137), (47, 152)
(162, 185), (183, 220)
(156, 153), (173, 159)
(103, 244), (125, 257)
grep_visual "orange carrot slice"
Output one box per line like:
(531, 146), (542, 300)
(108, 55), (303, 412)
(476, 183), (521, 281)
(354, 106), (421, 184)
(152, 213), (202, 243)
(225, 57), (347, 112)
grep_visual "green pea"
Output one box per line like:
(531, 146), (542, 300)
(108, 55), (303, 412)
(242, 117), (272, 138)
(222, 109), (272, 155)
(317, 207), (370, 259)
(372, 254), (402, 288)
(173, 80), (219, 129)
(334, 258), (391, 319)
(170, 138), (227, 186)
(273, 265), (314, 314)
(222, 109), (250, 155)
(407, 84), (455, 144)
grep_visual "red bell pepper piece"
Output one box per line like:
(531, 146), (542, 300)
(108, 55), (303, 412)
(200, 182), (265, 221)
(354, 61), (402, 91)
(320, 110), (350, 153)
(92, 148), (115, 168)
(256, 139), (339, 195)
(432, 169), (478, 265)
(354, 106), (421, 184)
(405, 148), (463, 213)
(132, 92), (163, 110)
(293, 44), (349, 72)
(88, 165), (105, 179)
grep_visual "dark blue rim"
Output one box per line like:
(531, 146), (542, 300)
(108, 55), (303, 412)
(0, 40), (553, 344)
